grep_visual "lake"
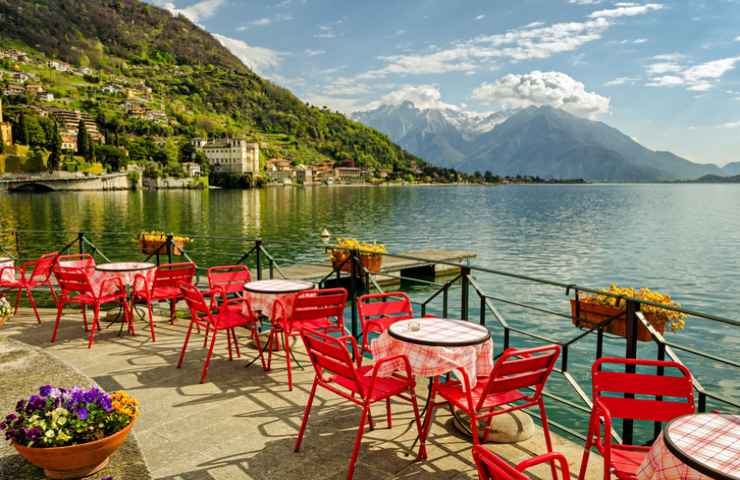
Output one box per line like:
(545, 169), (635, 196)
(1, 184), (738, 435)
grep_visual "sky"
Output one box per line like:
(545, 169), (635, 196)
(149, 0), (740, 166)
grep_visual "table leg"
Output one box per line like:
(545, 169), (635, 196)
(409, 377), (434, 452)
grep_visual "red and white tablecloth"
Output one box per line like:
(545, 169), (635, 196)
(637, 414), (740, 480)
(244, 280), (313, 318)
(58, 261), (156, 296)
(0, 258), (14, 283)
(370, 323), (494, 387)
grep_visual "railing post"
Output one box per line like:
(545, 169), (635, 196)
(460, 266), (470, 320)
(622, 298), (640, 444)
(166, 234), (173, 264)
(255, 239), (263, 280)
(78, 232), (85, 255)
(349, 248), (360, 341)
(479, 295), (486, 326)
(443, 284), (449, 318)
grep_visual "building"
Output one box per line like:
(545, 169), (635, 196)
(60, 134), (77, 152)
(37, 92), (55, 102)
(0, 99), (13, 147)
(48, 60), (71, 72)
(48, 108), (104, 144)
(295, 164), (313, 184)
(190, 138), (208, 149)
(2, 84), (24, 97)
(181, 162), (201, 177)
(200, 139), (260, 175)
(24, 84), (44, 95)
(334, 167), (367, 183)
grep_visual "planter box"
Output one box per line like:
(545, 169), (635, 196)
(330, 249), (383, 274)
(139, 238), (186, 256)
(570, 300), (665, 342)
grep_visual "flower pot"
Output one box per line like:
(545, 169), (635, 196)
(13, 419), (135, 479)
(0, 315), (8, 329)
(330, 250), (383, 274)
(139, 239), (185, 256)
(570, 300), (664, 342)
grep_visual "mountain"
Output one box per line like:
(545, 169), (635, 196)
(721, 162), (740, 176)
(354, 102), (725, 181)
(694, 174), (740, 183)
(0, 0), (432, 177)
(352, 101), (508, 168)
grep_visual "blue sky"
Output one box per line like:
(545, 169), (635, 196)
(150, 0), (740, 166)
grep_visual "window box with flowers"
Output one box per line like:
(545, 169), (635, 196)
(138, 231), (191, 256)
(1, 386), (139, 479)
(571, 284), (687, 342)
(329, 238), (386, 274)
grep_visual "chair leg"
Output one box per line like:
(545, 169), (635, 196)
(294, 376), (318, 452)
(252, 326), (267, 370)
(51, 301), (64, 343)
(539, 399), (558, 480)
(200, 328), (219, 383)
(416, 383), (438, 461)
(577, 424), (595, 480)
(13, 288), (22, 314)
(124, 300), (134, 335)
(284, 328), (293, 391)
(203, 323), (210, 348)
(227, 328), (233, 361)
(147, 302), (156, 342)
(409, 388), (424, 448)
(347, 405), (370, 480)
(88, 304), (100, 349)
(386, 398), (392, 428)
(177, 319), (195, 369)
(26, 287), (41, 324)
(81, 305), (88, 332)
(232, 328), (241, 358)
(169, 299), (176, 324)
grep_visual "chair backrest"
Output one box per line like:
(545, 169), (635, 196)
(473, 446), (529, 480)
(479, 345), (560, 410)
(55, 253), (95, 271)
(180, 283), (212, 318)
(301, 328), (363, 396)
(207, 265), (251, 295)
(357, 292), (413, 328)
(291, 288), (347, 325)
(153, 262), (196, 290)
(592, 357), (695, 424)
(30, 252), (59, 281)
(54, 266), (94, 296)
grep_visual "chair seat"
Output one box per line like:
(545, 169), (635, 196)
(69, 292), (126, 305)
(436, 378), (528, 413)
(136, 286), (181, 301)
(212, 309), (257, 329)
(0, 279), (22, 288)
(331, 365), (410, 402)
(610, 445), (650, 480)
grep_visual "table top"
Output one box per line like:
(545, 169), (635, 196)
(388, 318), (491, 347)
(243, 279), (314, 294)
(664, 414), (740, 480)
(95, 262), (157, 273)
(0, 257), (11, 262)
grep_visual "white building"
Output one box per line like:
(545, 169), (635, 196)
(201, 139), (260, 175)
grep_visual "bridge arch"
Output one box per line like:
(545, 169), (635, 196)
(8, 182), (56, 193)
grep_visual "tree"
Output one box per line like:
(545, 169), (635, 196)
(194, 149), (209, 176)
(47, 121), (62, 173)
(96, 144), (128, 171)
(26, 148), (46, 172)
(13, 113), (30, 146)
(25, 115), (46, 147)
(77, 119), (91, 159)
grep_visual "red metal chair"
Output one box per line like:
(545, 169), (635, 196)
(577, 357), (695, 480)
(418, 345), (561, 465)
(55, 253), (95, 270)
(295, 328), (423, 480)
(207, 265), (251, 298)
(0, 252), (58, 324)
(177, 283), (266, 383)
(51, 264), (131, 348)
(132, 262), (195, 342)
(473, 445), (570, 480)
(267, 287), (347, 391)
(357, 291), (413, 356)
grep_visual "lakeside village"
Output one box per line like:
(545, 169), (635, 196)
(0, 47), (582, 190)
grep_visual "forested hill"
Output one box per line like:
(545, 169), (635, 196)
(0, 0), (435, 177)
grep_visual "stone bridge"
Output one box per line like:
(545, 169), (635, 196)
(0, 172), (133, 192)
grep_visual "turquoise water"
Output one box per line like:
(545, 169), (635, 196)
(1, 185), (738, 436)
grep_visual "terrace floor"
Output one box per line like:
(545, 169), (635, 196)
(1, 307), (603, 480)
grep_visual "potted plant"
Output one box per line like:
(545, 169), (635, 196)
(0, 295), (11, 329)
(329, 238), (386, 274)
(138, 231), (191, 256)
(1, 385), (139, 479)
(571, 284), (687, 341)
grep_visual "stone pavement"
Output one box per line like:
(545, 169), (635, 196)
(1, 308), (603, 479)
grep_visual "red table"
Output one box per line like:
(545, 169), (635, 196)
(637, 414), (740, 480)
(243, 279), (314, 316)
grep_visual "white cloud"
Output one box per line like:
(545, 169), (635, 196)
(735, 35), (740, 42)
(237, 13), (292, 31)
(475, 14), (486, 21)
(156, 0), (225, 23)
(305, 49), (326, 57)
(619, 37), (648, 44)
(361, 85), (460, 111)
(604, 76), (639, 86)
(471, 71), (610, 118)
(652, 53), (686, 61)
(213, 33), (283, 74)
(719, 121), (740, 128)
(646, 55), (740, 91)
(302, 93), (364, 114)
(589, 3), (664, 19)
(315, 21), (343, 39)
(569, 0), (602, 4)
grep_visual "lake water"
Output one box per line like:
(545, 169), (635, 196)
(1, 184), (738, 435)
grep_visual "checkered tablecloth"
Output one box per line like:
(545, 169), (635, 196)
(95, 262), (156, 287)
(0, 258), (14, 283)
(637, 414), (740, 480)
(370, 319), (494, 387)
(244, 280), (313, 317)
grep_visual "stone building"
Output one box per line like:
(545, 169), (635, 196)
(201, 139), (260, 175)
(0, 98), (12, 146)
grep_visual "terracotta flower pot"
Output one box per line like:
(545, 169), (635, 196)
(330, 250), (383, 273)
(0, 315), (9, 329)
(139, 239), (185, 256)
(570, 300), (664, 342)
(13, 418), (135, 479)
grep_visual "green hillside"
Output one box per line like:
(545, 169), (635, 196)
(0, 0), (458, 182)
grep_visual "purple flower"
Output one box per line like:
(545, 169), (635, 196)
(15, 399), (25, 412)
(99, 396), (113, 412)
(76, 407), (89, 420)
(39, 385), (52, 397)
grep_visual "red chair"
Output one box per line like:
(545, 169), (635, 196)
(295, 328), (423, 480)
(473, 445), (570, 480)
(418, 345), (560, 465)
(55, 253), (95, 271)
(51, 264), (131, 348)
(0, 252), (58, 324)
(132, 262), (195, 342)
(357, 292), (413, 356)
(267, 287), (347, 391)
(207, 265), (251, 298)
(177, 283), (266, 383)
(577, 358), (695, 480)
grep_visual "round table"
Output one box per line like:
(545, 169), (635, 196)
(243, 279), (314, 315)
(638, 414), (740, 480)
(0, 257), (14, 283)
(95, 262), (156, 286)
(388, 318), (491, 347)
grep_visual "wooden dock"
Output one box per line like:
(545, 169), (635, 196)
(277, 249), (476, 287)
